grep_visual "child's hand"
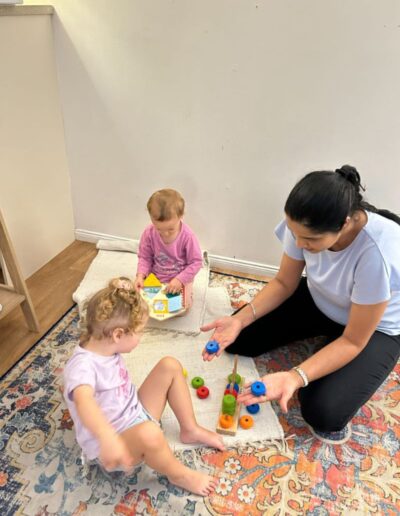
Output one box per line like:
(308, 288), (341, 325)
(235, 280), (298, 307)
(134, 274), (145, 291)
(165, 278), (183, 294)
(99, 433), (134, 472)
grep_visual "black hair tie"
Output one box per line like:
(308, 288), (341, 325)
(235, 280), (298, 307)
(335, 165), (364, 191)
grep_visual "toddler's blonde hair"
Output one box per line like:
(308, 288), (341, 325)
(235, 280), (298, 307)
(80, 277), (148, 345)
(147, 188), (185, 221)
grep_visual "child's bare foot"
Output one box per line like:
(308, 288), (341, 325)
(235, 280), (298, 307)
(180, 426), (225, 451)
(168, 467), (217, 496)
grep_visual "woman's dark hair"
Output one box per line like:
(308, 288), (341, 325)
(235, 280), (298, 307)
(284, 165), (400, 233)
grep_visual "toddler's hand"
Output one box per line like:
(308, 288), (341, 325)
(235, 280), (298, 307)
(165, 278), (183, 294)
(134, 274), (145, 291)
(99, 433), (134, 472)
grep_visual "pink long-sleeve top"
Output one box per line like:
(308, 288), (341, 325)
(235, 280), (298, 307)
(137, 222), (203, 285)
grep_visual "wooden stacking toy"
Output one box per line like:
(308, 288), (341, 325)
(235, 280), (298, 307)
(216, 355), (244, 436)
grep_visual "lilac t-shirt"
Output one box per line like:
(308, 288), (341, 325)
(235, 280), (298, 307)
(63, 346), (142, 460)
(137, 222), (202, 284)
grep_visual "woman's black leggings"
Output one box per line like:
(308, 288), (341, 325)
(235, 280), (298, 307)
(226, 278), (400, 432)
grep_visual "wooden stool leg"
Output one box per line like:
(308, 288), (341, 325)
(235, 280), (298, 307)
(0, 209), (40, 332)
(20, 298), (40, 332)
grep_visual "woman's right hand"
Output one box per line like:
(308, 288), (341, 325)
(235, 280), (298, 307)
(99, 433), (134, 472)
(237, 371), (303, 413)
(200, 316), (243, 361)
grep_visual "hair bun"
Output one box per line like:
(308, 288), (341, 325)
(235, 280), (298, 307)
(335, 165), (362, 189)
(109, 277), (134, 291)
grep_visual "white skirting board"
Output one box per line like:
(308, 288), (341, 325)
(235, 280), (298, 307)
(75, 229), (279, 279)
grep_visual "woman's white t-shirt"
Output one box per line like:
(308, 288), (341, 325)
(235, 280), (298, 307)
(275, 211), (400, 336)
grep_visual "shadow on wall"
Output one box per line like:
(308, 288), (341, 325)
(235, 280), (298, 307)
(51, 11), (150, 237)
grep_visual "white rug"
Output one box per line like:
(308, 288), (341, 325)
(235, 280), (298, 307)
(124, 329), (284, 450)
(73, 239), (284, 448)
(72, 240), (218, 334)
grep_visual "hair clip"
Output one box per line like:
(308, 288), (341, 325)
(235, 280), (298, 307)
(114, 279), (132, 291)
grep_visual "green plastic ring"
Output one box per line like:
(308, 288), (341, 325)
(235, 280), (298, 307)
(222, 394), (236, 416)
(191, 376), (205, 389)
(228, 373), (242, 384)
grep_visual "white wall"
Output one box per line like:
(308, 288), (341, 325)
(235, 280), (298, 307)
(0, 8), (74, 278)
(25, 0), (400, 269)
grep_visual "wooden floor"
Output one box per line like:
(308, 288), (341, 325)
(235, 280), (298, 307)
(0, 240), (97, 378)
(0, 241), (271, 378)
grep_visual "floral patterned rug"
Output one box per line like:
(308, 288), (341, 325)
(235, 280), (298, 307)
(1, 272), (399, 515)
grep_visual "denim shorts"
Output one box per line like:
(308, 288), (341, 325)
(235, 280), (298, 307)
(128, 405), (161, 429)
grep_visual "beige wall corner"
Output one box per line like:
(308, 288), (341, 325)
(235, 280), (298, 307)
(0, 9), (74, 278)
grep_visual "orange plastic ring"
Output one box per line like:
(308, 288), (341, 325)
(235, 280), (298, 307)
(239, 415), (254, 429)
(219, 414), (234, 429)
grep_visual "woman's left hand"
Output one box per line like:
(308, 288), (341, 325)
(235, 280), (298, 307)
(237, 371), (303, 413)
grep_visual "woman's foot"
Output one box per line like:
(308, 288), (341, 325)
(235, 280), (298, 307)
(310, 423), (352, 445)
(168, 467), (217, 496)
(180, 425), (225, 451)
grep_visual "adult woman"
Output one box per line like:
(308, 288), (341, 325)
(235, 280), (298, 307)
(202, 165), (400, 443)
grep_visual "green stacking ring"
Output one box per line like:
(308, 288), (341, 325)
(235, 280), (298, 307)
(222, 394), (236, 416)
(191, 376), (204, 389)
(228, 373), (242, 384)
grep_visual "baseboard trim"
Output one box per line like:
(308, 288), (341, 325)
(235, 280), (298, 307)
(75, 229), (279, 278)
(75, 229), (134, 243)
(208, 254), (278, 278)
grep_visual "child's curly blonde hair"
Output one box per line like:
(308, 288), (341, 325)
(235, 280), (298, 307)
(147, 188), (185, 221)
(80, 277), (148, 345)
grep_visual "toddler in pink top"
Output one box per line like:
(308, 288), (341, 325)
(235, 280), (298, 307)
(64, 277), (224, 496)
(134, 189), (202, 309)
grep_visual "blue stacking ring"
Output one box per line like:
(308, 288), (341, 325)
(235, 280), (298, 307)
(226, 383), (240, 393)
(246, 403), (260, 414)
(251, 381), (266, 396)
(205, 340), (220, 354)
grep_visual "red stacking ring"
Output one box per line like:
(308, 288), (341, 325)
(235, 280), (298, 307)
(197, 386), (210, 399)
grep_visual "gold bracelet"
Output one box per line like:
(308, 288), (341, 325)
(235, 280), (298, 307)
(292, 366), (309, 387)
(248, 301), (257, 321)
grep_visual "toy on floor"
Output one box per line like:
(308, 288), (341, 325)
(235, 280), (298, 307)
(196, 386), (210, 399)
(239, 415), (254, 429)
(228, 373), (241, 384)
(191, 376), (211, 400)
(216, 355), (245, 436)
(224, 388), (238, 398)
(246, 403), (260, 414)
(140, 273), (185, 320)
(191, 376), (204, 389)
(226, 382), (240, 393)
(219, 414), (233, 429)
(222, 393), (236, 415)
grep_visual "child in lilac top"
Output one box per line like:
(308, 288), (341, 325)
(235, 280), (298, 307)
(63, 277), (224, 496)
(135, 189), (202, 309)
(64, 345), (143, 461)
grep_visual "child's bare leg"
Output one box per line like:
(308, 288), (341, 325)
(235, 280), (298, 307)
(138, 357), (225, 451)
(120, 421), (217, 496)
